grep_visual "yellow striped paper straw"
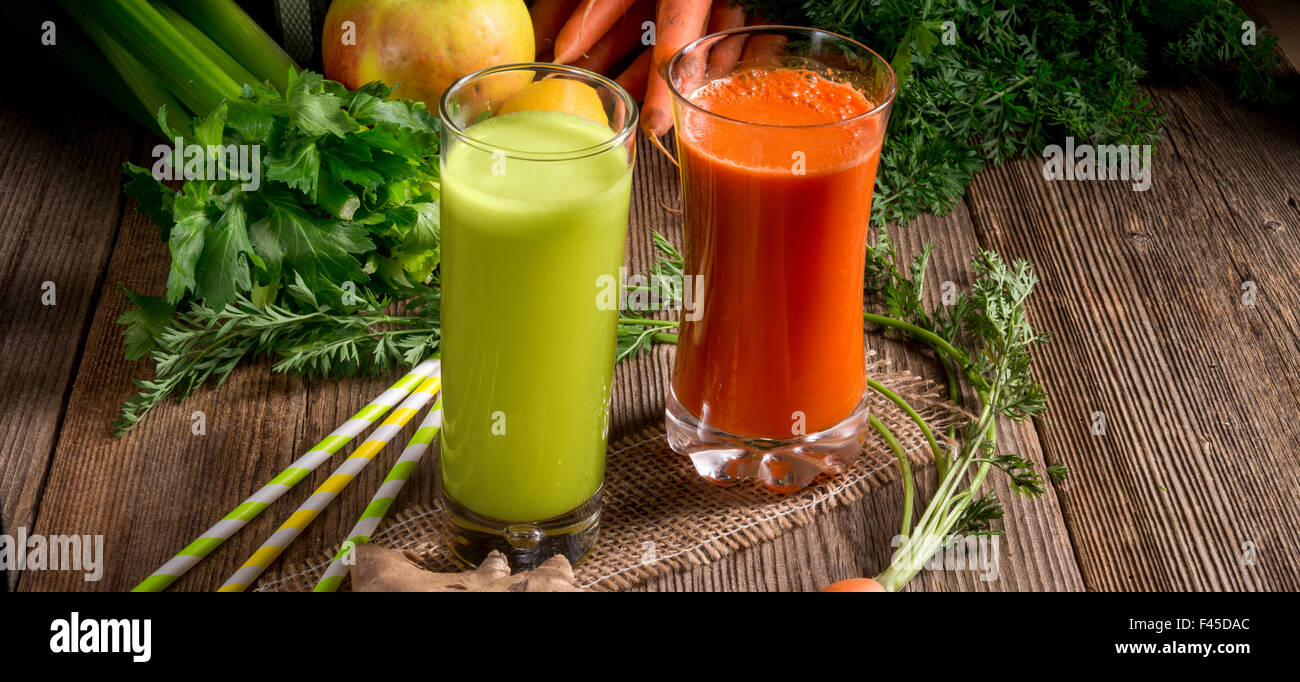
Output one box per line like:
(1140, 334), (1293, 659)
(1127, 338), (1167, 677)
(218, 373), (442, 592)
(313, 396), (442, 592)
(132, 359), (440, 592)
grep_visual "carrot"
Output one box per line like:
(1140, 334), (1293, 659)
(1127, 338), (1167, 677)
(652, 0), (713, 75)
(532, 0), (583, 58)
(705, 1), (746, 77)
(821, 578), (887, 592)
(641, 71), (674, 146)
(740, 33), (787, 65)
(554, 0), (635, 65)
(707, 34), (746, 77)
(706, 0), (744, 33)
(615, 48), (653, 102)
(572, 0), (654, 76)
(641, 0), (712, 141)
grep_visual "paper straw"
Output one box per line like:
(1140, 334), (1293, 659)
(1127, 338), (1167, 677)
(218, 373), (442, 592)
(313, 396), (443, 592)
(131, 359), (440, 592)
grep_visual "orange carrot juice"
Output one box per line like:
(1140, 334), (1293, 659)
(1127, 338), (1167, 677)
(671, 67), (885, 440)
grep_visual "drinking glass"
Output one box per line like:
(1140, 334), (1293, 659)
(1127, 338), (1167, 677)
(438, 63), (637, 568)
(662, 27), (897, 492)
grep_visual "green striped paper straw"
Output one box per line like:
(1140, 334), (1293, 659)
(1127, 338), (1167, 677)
(218, 374), (442, 592)
(131, 359), (440, 592)
(313, 396), (443, 592)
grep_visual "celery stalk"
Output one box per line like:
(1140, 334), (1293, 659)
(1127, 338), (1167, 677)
(166, 0), (298, 92)
(152, 2), (261, 90)
(18, 3), (158, 131)
(80, 22), (194, 138)
(57, 0), (242, 116)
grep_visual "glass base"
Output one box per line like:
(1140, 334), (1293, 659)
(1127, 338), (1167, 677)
(438, 486), (601, 572)
(665, 387), (871, 493)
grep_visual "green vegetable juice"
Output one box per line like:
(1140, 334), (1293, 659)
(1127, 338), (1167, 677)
(439, 109), (633, 522)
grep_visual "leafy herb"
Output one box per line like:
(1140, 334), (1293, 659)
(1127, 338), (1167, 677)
(862, 226), (1058, 591)
(618, 233), (685, 362)
(123, 71), (440, 313)
(952, 493), (1005, 537)
(115, 276), (440, 436)
(740, 0), (1289, 227)
(115, 71), (446, 433)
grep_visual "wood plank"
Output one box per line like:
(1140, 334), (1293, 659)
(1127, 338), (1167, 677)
(963, 81), (1300, 590)
(0, 102), (140, 589)
(18, 193), (416, 591)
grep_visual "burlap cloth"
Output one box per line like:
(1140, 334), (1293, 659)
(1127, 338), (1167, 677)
(256, 358), (965, 592)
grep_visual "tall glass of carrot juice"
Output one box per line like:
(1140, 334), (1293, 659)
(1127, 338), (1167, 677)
(663, 27), (897, 492)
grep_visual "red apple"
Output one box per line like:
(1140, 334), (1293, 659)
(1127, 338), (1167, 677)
(322, 0), (534, 111)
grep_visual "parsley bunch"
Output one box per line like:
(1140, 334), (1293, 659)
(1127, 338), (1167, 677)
(116, 71), (443, 433)
(124, 70), (441, 312)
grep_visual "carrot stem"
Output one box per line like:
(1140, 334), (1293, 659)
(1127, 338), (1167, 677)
(870, 415), (915, 540)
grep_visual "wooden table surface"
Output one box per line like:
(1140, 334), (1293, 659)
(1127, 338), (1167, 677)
(4, 6), (1299, 593)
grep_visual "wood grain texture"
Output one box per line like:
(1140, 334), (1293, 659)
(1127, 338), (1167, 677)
(0, 105), (139, 589)
(17, 194), (421, 591)
(1249, 0), (1300, 66)
(963, 81), (1300, 590)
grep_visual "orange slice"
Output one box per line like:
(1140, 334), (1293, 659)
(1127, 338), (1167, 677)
(497, 78), (610, 127)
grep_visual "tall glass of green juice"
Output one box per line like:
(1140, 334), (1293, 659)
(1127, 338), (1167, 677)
(438, 64), (637, 569)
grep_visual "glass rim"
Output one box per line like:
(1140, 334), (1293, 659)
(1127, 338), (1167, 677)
(664, 25), (898, 130)
(438, 62), (639, 161)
